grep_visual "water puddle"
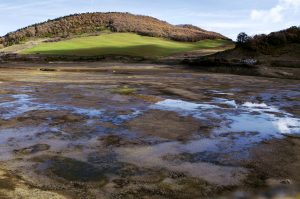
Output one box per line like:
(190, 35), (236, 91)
(1, 84), (299, 192)
(0, 94), (104, 119)
(0, 93), (142, 124)
(151, 99), (300, 137)
(115, 98), (300, 184)
(152, 99), (219, 111)
(116, 139), (247, 186)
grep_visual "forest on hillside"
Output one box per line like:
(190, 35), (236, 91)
(0, 12), (227, 47)
(237, 26), (300, 54)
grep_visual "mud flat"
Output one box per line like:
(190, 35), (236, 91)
(0, 62), (299, 199)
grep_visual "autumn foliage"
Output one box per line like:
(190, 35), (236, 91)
(0, 12), (227, 47)
(236, 26), (300, 53)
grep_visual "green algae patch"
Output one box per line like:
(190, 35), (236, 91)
(36, 156), (109, 183)
(112, 86), (137, 95)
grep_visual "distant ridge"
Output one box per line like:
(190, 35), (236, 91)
(0, 12), (228, 47)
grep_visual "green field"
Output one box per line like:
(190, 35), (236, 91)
(22, 33), (231, 58)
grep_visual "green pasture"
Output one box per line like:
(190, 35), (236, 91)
(22, 33), (231, 58)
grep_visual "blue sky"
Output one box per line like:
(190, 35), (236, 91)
(0, 0), (299, 39)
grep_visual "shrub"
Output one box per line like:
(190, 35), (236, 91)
(267, 32), (287, 46)
(236, 32), (252, 48)
(0, 12), (227, 47)
(236, 26), (300, 52)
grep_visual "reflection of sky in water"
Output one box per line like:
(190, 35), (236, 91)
(148, 98), (300, 159)
(0, 94), (104, 119)
(1, 93), (299, 150)
(0, 88), (299, 185)
(1, 91), (299, 166)
(117, 98), (300, 177)
(0, 94), (140, 124)
(152, 99), (300, 137)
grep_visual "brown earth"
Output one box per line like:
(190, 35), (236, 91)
(0, 62), (299, 198)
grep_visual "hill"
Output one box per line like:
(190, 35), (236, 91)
(212, 26), (300, 62)
(235, 26), (300, 55)
(185, 26), (300, 79)
(190, 26), (300, 63)
(0, 12), (227, 48)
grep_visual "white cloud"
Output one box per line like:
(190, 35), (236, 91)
(251, 0), (300, 22)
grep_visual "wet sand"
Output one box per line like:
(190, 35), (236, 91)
(0, 62), (299, 199)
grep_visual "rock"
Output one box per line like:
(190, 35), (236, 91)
(240, 59), (258, 65)
(280, 179), (293, 185)
(39, 68), (57, 72)
(126, 110), (208, 140)
(14, 144), (50, 155)
(266, 178), (293, 186)
(100, 135), (122, 147)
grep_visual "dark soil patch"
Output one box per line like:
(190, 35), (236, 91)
(35, 156), (109, 183)
(126, 110), (209, 141)
(14, 144), (50, 155)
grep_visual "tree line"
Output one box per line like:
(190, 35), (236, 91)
(236, 26), (300, 53)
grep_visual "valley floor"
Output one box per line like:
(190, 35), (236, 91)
(0, 62), (299, 199)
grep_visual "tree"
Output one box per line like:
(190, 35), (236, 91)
(236, 32), (251, 47)
(237, 32), (252, 48)
(267, 32), (287, 46)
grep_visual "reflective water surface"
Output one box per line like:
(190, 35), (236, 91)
(0, 64), (299, 198)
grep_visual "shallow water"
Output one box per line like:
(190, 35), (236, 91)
(116, 98), (300, 182)
(152, 98), (300, 136)
(1, 86), (299, 181)
(0, 93), (104, 119)
(0, 66), (299, 198)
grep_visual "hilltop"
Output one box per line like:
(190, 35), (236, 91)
(186, 26), (300, 79)
(206, 26), (300, 64)
(0, 12), (227, 47)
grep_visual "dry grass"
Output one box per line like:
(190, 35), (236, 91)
(0, 12), (227, 47)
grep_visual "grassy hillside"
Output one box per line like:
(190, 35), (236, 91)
(21, 33), (231, 58)
(0, 12), (227, 47)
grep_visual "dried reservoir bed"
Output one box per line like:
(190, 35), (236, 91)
(0, 62), (299, 199)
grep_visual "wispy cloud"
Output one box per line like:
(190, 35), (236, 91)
(250, 0), (300, 22)
(0, 1), (59, 11)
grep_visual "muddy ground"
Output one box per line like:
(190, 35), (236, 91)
(0, 62), (299, 199)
